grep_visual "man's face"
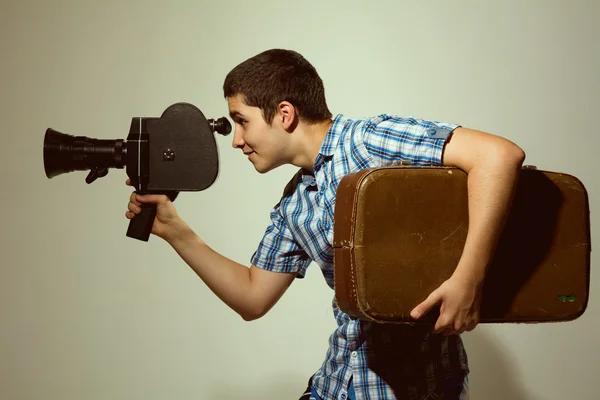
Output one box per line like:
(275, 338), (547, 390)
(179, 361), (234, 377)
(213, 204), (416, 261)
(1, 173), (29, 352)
(227, 95), (288, 173)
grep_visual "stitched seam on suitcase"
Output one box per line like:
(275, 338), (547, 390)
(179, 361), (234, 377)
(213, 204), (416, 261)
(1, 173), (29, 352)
(349, 179), (358, 316)
(348, 171), (366, 317)
(352, 169), (378, 321)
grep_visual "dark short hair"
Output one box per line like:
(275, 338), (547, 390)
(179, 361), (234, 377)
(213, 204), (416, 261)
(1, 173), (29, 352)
(223, 49), (332, 124)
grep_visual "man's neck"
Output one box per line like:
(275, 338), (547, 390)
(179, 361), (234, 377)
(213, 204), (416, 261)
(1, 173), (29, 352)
(289, 119), (333, 172)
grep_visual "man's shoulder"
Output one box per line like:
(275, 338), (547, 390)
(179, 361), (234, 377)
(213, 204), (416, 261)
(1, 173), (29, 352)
(281, 168), (305, 199)
(341, 113), (452, 127)
(334, 113), (380, 130)
(334, 113), (418, 138)
(269, 168), (307, 209)
(337, 112), (411, 123)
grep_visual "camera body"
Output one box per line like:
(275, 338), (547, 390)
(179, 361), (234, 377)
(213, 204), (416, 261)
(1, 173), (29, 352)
(124, 102), (222, 194)
(43, 102), (231, 241)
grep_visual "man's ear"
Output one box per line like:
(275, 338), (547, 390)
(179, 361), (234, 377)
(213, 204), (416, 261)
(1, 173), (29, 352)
(276, 101), (297, 131)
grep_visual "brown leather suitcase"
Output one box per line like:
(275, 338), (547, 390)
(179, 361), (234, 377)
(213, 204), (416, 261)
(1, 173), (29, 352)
(333, 165), (591, 324)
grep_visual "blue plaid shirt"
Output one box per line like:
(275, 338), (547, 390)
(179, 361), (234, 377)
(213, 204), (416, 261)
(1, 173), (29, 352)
(251, 114), (470, 399)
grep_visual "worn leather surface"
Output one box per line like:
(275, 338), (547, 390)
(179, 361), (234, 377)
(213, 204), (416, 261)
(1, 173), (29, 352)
(333, 166), (591, 324)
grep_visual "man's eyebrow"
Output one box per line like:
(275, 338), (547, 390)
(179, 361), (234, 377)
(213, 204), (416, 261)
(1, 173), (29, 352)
(229, 110), (243, 119)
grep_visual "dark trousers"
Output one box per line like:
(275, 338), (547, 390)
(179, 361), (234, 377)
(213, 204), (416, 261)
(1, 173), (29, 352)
(299, 376), (356, 400)
(299, 374), (469, 399)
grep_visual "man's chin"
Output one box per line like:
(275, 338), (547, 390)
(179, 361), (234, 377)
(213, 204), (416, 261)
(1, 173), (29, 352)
(252, 161), (279, 174)
(254, 165), (271, 174)
(250, 160), (266, 174)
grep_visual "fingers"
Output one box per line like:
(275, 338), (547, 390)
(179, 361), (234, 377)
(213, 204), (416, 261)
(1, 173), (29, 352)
(433, 315), (451, 334)
(439, 328), (457, 336)
(135, 193), (170, 204)
(128, 201), (141, 214)
(433, 316), (479, 336)
(411, 290), (442, 320)
(434, 321), (460, 336)
(466, 319), (479, 332)
(130, 191), (141, 207)
(126, 194), (142, 220)
(126, 191), (171, 219)
(129, 192), (169, 205)
(125, 180), (138, 220)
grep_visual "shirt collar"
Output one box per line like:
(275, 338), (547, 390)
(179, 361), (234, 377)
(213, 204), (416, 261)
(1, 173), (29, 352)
(300, 114), (347, 186)
(312, 114), (346, 171)
(318, 114), (346, 156)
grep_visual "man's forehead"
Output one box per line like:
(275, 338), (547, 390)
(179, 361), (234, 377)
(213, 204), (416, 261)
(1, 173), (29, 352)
(227, 96), (258, 118)
(227, 94), (245, 105)
(228, 106), (244, 119)
(227, 95), (243, 112)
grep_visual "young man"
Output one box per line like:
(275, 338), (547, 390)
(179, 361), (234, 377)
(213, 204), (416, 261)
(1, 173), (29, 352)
(126, 49), (525, 399)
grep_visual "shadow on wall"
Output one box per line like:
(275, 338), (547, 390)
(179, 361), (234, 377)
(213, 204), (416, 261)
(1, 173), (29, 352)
(464, 328), (538, 400)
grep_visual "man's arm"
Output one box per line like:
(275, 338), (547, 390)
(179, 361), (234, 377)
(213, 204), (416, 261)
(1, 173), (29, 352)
(168, 222), (296, 321)
(126, 189), (296, 322)
(410, 127), (526, 334)
(441, 127), (526, 284)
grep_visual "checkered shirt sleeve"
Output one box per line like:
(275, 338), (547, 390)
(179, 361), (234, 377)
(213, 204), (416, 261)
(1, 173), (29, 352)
(362, 114), (460, 167)
(250, 201), (311, 277)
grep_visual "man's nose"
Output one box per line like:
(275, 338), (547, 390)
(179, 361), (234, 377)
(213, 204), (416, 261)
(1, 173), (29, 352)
(231, 129), (244, 149)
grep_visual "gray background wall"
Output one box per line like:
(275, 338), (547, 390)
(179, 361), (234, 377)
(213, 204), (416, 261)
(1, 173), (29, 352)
(2, 1), (598, 399)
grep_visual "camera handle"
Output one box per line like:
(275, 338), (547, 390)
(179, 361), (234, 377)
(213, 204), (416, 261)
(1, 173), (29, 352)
(126, 191), (179, 241)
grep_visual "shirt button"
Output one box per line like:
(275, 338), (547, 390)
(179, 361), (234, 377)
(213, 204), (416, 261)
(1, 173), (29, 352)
(340, 394), (347, 400)
(427, 128), (437, 135)
(351, 351), (358, 358)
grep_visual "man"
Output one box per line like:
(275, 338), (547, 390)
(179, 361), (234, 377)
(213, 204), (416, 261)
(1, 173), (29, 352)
(126, 49), (525, 399)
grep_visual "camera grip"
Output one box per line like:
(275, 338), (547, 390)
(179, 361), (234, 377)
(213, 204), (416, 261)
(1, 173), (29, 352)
(126, 203), (156, 241)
